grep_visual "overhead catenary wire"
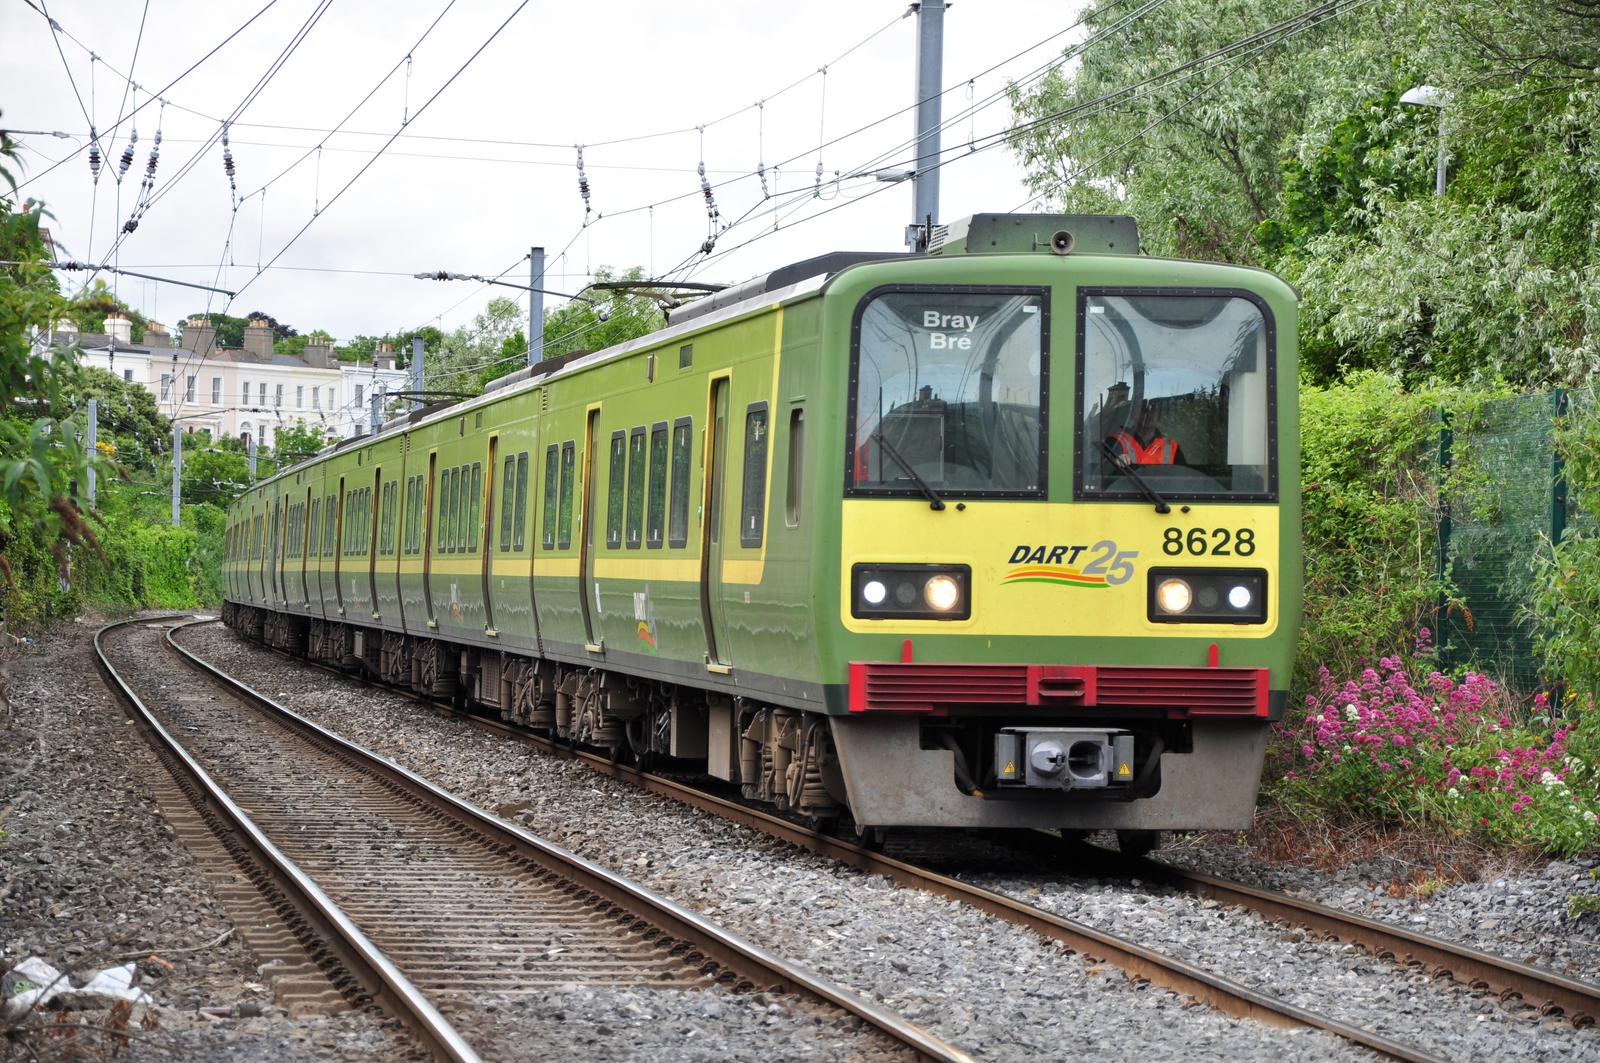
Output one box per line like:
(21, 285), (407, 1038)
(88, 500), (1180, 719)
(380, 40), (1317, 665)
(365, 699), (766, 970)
(227, 0), (532, 305)
(12, 0), (286, 198)
(658, 0), (1373, 283)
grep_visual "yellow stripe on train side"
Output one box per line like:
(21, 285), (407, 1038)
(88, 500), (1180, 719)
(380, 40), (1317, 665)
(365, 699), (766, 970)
(838, 499), (1281, 637)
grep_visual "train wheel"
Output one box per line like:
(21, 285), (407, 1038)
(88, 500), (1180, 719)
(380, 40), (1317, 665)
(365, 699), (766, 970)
(1116, 829), (1160, 857)
(809, 815), (840, 836)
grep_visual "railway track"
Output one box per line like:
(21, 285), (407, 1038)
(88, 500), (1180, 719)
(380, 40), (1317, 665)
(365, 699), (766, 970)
(94, 616), (972, 1063)
(197, 617), (1600, 1063)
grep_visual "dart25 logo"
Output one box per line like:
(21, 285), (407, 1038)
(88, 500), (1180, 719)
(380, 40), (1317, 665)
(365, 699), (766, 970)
(1002, 541), (1138, 588)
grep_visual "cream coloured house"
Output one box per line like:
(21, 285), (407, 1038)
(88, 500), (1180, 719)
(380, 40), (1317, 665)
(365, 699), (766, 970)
(70, 315), (406, 450)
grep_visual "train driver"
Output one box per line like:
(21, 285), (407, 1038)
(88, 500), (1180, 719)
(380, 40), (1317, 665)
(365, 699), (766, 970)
(1106, 399), (1181, 467)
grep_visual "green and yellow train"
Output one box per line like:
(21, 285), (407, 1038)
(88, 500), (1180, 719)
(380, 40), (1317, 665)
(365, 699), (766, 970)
(223, 213), (1301, 849)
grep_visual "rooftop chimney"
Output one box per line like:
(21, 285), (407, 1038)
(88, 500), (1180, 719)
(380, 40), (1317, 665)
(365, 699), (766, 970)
(181, 317), (217, 355)
(243, 318), (275, 359)
(375, 342), (395, 370)
(303, 343), (334, 369)
(103, 313), (132, 346)
(144, 320), (171, 347)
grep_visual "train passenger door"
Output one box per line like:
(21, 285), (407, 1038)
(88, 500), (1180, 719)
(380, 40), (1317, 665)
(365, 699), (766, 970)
(366, 467), (381, 619)
(481, 436), (499, 634)
(701, 379), (733, 667)
(422, 452), (438, 626)
(333, 478), (346, 615)
(300, 487), (313, 607)
(267, 501), (280, 604)
(579, 409), (601, 648)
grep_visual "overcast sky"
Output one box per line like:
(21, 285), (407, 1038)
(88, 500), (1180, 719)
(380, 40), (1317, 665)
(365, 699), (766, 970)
(4, 0), (1085, 342)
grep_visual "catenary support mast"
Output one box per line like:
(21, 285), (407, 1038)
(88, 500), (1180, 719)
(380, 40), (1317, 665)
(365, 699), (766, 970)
(908, 0), (946, 250)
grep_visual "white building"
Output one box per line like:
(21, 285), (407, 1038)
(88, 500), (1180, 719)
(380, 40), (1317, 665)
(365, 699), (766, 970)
(67, 315), (407, 450)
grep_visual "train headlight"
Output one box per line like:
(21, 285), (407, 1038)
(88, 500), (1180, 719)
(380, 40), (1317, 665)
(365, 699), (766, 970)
(1147, 568), (1268, 624)
(925, 576), (961, 611)
(1155, 579), (1192, 614)
(851, 564), (971, 620)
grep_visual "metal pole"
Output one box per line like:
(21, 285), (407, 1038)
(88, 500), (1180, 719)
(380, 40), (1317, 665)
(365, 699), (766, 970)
(86, 399), (98, 507)
(1435, 108), (1447, 196)
(411, 337), (425, 412)
(908, 0), (946, 250)
(248, 433), (257, 480)
(528, 246), (545, 365)
(371, 387), (383, 430)
(172, 423), (183, 527)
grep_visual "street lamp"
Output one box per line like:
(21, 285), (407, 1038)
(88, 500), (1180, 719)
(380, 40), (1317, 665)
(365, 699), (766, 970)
(1399, 84), (1449, 196)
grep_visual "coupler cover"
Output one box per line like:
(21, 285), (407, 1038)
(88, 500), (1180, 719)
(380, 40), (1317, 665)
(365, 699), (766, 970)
(995, 727), (1132, 789)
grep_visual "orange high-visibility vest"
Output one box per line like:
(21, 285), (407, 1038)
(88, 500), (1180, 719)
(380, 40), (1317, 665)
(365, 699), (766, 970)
(1109, 431), (1178, 465)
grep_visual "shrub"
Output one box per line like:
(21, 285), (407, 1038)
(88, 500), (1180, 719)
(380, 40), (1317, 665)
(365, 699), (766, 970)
(1275, 631), (1600, 856)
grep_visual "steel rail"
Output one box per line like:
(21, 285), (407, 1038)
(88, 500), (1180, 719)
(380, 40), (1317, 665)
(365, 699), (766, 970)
(94, 617), (484, 1063)
(1141, 858), (1598, 1026)
(157, 619), (973, 1063)
(194, 622), (1456, 1062)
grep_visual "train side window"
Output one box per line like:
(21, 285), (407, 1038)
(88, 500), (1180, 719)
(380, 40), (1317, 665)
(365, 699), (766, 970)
(416, 474), (427, 553)
(606, 431), (626, 549)
(786, 408), (804, 527)
(740, 402), (770, 548)
(542, 445), (559, 550)
(668, 416), (692, 548)
(324, 496), (336, 557)
(646, 422), (668, 549)
(382, 481), (396, 554)
(467, 462), (482, 553)
(437, 469), (451, 553)
(557, 441), (576, 550)
(499, 457), (516, 551)
(309, 498), (320, 557)
(626, 427), (646, 549)
(513, 451), (530, 551)
(401, 479), (413, 554)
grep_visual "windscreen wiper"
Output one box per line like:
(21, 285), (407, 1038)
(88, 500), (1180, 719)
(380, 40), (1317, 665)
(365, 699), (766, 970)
(874, 431), (946, 511)
(1098, 440), (1171, 514)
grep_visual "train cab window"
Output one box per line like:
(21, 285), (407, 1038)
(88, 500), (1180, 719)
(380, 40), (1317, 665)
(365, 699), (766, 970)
(786, 408), (804, 527)
(557, 442), (576, 550)
(646, 422), (668, 549)
(542, 445), (559, 550)
(500, 457), (516, 551)
(625, 428), (646, 549)
(668, 417), (692, 548)
(513, 451), (530, 551)
(606, 431), (626, 549)
(467, 462), (482, 553)
(847, 286), (1047, 499)
(740, 402), (769, 548)
(1077, 290), (1276, 501)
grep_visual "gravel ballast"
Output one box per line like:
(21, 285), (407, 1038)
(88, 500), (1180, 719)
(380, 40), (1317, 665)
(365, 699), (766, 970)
(186, 621), (1600, 1062)
(0, 615), (410, 1062)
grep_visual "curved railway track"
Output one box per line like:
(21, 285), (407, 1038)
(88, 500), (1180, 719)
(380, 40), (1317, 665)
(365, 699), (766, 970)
(95, 616), (972, 1063)
(200, 617), (1600, 1063)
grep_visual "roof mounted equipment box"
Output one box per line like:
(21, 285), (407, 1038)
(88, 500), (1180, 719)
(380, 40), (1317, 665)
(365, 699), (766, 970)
(927, 213), (1139, 256)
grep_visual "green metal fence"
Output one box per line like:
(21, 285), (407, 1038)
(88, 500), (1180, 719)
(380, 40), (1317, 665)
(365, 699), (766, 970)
(1437, 391), (1570, 692)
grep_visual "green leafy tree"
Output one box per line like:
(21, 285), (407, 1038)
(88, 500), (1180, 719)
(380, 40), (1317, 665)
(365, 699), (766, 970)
(69, 366), (170, 472)
(0, 126), (109, 586)
(270, 419), (333, 465)
(181, 447), (253, 508)
(539, 266), (665, 362)
(64, 279), (150, 341)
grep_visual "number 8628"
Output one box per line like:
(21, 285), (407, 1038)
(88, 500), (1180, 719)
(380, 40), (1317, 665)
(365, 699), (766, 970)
(1162, 527), (1255, 557)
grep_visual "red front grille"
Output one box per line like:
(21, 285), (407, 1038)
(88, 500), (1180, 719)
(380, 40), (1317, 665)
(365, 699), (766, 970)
(848, 663), (1027, 712)
(849, 662), (1267, 716)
